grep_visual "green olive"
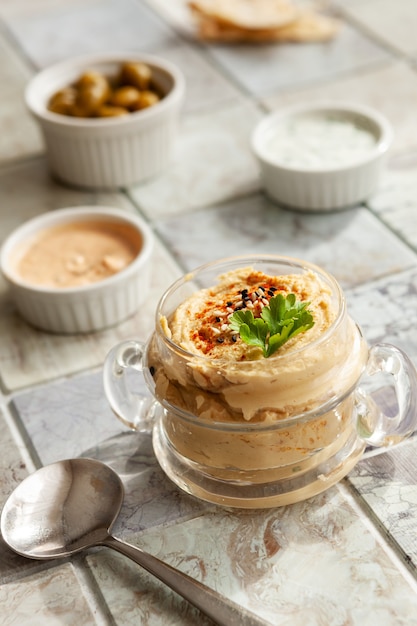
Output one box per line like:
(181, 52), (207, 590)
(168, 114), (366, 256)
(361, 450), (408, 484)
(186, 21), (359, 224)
(47, 62), (163, 119)
(96, 105), (130, 118)
(110, 86), (142, 110)
(75, 70), (109, 90)
(73, 71), (110, 115)
(132, 90), (160, 110)
(119, 62), (152, 90)
(47, 87), (77, 115)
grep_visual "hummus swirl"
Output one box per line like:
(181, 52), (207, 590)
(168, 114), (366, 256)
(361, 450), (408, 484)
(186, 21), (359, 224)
(165, 267), (333, 360)
(150, 267), (367, 424)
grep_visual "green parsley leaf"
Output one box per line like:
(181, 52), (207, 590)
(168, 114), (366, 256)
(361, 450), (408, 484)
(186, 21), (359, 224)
(228, 293), (314, 358)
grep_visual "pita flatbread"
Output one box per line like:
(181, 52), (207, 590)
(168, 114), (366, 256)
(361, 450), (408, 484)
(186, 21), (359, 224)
(269, 10), (341, 42)
(191, 9), (340, 43)
(189, 0), (299, 30)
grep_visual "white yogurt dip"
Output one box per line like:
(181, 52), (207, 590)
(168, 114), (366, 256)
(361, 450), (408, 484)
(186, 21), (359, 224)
(264, 111), (378, 169)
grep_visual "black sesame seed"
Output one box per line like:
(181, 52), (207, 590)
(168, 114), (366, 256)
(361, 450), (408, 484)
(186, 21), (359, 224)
(258, 286), (265, 292)
(215, 316), (221, 323)
(268, 290), (274, 297)
(217, 337), (225, 343)
(270, 286), (277, 292)
(150, 366), (155, 377)
(232, 335), (238, 342)
(227, 301), (233, 307)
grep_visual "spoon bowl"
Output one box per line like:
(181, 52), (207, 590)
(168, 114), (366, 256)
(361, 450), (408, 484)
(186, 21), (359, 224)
(1, 458), (123, 559)
(1, 458), (267, 626)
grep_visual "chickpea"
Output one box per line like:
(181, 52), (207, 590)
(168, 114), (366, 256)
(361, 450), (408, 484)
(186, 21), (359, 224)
(119, 62), (152, 90)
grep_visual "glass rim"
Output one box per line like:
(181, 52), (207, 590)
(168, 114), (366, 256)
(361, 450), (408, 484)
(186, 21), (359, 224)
(154, 254), (346, 365)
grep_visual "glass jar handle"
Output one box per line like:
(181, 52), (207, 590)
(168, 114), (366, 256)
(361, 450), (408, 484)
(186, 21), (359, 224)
(103, 340), (158, 432)
(355, 343), (417, 446)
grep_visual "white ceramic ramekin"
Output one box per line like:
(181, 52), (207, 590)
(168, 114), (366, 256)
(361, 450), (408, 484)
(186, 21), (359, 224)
(251, 102), (393, 211)
(0, 206), (154, 334)
(25, 53), (185, 189)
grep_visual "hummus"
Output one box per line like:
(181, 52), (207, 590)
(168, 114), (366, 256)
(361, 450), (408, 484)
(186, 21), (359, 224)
(149, 265), (368, 480)
(164, 266), (333, 360)
(16, 220), (142, 288)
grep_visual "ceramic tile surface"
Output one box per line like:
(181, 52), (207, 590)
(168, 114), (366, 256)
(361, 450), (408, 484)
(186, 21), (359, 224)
(2, 0), (178, 68)
(0, 33), (40, 164)
(349, 438), (417, 567)
(366, 151), (417, 251)
(2, 0), (417, 624)
(0, 409), (39, 583)
(0, 563), (100, 625)
(153, 195), (416, 287)
(87, 489), (417, 626)
(204, 22), (390, 95)
(346, 265), (417, 359)
(129, 100), (262, 218)
(340, 0), (417, 57)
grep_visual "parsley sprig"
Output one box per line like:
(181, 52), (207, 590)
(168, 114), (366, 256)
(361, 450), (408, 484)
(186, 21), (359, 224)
(228, 293), (314, 358)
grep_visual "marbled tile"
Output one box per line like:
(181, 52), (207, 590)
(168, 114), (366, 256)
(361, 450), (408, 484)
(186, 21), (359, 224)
(153, 193), (417, 288)
(0, 409), (42, 583)
(203, 21), (389, 96)
(147, 41), (243, 115)
(10, 370), (128, 465)
(0, 410), (28, 504)
(2, 0), (178, 68)
(0, 1), (90, 19)
(87, 487), (417, 626)
(345, 265), (417, 361)
(339, 0), (417, 57)
(0, 158), (140, 262)
(81, 431), (212, 538)
(10, 370), (211, 534)
(348, 438), (417, 568)
(129, 100), (262, 218)
(0, 563), (100, 625)
(263, 61), (417, 157)
(0, 33), (41, 164)
(366, 150), (417, 251)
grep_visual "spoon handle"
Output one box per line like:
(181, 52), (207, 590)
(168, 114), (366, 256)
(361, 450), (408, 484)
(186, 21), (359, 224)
(103, 535), (268, 626)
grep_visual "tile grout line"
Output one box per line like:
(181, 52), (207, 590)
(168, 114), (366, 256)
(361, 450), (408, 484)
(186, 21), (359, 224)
(0, 393), (37, 474)
(338, 479), (417, 594)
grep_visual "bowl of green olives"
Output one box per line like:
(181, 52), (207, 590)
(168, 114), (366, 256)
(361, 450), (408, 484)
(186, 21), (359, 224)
(25, 53), (185, 189)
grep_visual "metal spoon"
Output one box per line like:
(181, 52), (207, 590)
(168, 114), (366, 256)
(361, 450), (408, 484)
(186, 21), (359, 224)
(1, 458), (267, 626)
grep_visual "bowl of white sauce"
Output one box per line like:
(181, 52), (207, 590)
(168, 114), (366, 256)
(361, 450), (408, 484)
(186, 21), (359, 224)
(252, 102), (393, 211)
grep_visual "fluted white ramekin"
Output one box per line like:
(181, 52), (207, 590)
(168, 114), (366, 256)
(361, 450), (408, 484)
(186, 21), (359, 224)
(25, 53), (185, 189)
(0, 206), (154, 334)
(252, 102), (393, 211)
